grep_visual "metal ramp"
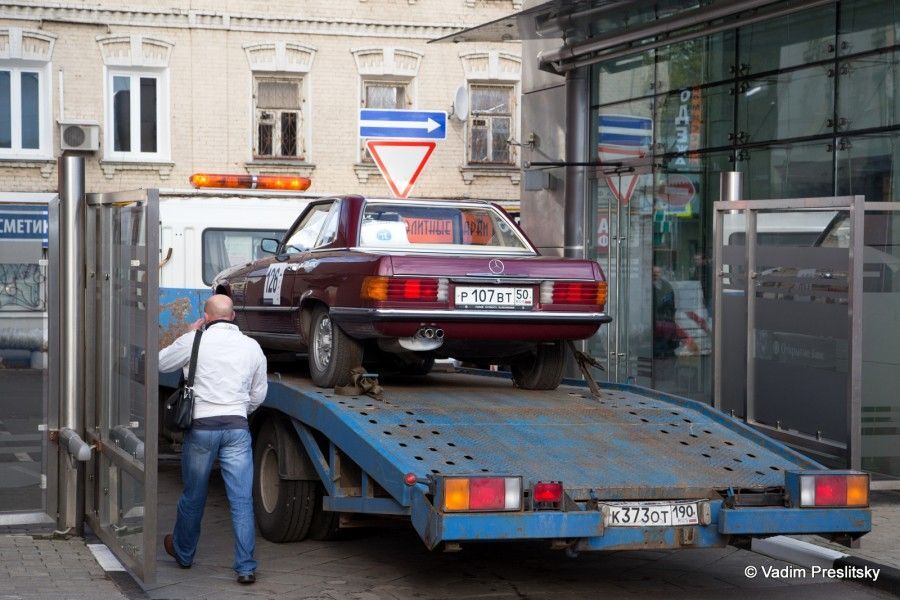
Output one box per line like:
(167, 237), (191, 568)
(267, 372), (820, 503)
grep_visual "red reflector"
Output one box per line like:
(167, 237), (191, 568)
(404, 473), (418, 486)
(469, 478), (506, 510)
(533, 481), (563, 503)
(815, 475), (848, 506)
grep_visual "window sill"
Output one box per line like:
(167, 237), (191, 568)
(100, 160), (174, 180)
(353, 162), (380, 184)
(459, 164), (521, 185)
(245, 160), (316, 178)
(0, 158), (55, 178)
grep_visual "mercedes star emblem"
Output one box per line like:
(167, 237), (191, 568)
(488, 258), (505, 275)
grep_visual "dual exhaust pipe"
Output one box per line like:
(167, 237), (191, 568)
(417, 327), (444, 340)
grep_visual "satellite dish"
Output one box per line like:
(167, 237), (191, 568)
(452, 85), (469, 121)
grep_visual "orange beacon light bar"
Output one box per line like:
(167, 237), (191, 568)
(189, 173), (311, 191)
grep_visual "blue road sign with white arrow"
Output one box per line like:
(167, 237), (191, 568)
(359, 109), (447, 140)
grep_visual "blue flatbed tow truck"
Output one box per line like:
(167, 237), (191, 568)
(159, 366), (872, 553)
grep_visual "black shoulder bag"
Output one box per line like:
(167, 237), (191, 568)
(164, 329), (203, 431)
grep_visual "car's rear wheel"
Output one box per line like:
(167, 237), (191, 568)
(511, 341), (566, 390)
(308, 305), (363, 388)
(252, 419), (315, 542)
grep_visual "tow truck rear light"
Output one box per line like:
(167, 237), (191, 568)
(442, 476), (522, 512)
(799, 473), (869, 507)
(540, 281), (607, 306)
(189, 173), (311, 191)
(533, 481), (563, 503)
(361, 276), (448, 302)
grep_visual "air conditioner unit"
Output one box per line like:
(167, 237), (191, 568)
(58, 121), (100, 152)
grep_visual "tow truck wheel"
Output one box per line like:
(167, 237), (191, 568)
(511, 341), (566, 390)
(308, 484), (342, 540)
(252, 420), (315, 542)
(308, 305), (364, 388)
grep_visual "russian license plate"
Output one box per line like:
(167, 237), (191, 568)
(603, 501), (700, 527)
(454, 286), (533, 309)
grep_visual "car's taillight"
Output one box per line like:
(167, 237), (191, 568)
(540, 281), (607, 306)
(442, 476), (522, 512)
(361, 276), (448, 302)
(799, 473), (869, 507)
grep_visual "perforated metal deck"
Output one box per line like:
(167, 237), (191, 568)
(269, 372), (819, 501)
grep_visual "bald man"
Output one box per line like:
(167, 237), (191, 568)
(159, 294), (266, 584)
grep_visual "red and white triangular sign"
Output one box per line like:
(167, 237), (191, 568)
(366, 140), (436, 198)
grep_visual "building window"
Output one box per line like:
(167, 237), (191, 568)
(254, 76), (305, 160)
(105, 70), (168, 161)
(361, 80), (409, 162)
(0, 65), (50, 158)
(468, 84), (514, 164)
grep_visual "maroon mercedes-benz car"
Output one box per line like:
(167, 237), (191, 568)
(213, 196), (611, 390)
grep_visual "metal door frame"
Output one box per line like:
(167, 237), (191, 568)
(713, 195), (900, 469)
(83, 188), (159, 582)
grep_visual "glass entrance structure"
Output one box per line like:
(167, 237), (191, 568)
(440, 0), (900, 477)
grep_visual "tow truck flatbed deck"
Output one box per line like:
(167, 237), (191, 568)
(245, 369), (870, 551)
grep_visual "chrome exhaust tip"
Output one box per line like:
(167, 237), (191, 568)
(435, 329), (444, 339)
(423, 328), (435, 339)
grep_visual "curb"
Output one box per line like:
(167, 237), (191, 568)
(751, 536), (899, 596)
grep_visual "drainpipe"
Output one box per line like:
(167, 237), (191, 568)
(563, 65), (590, 259)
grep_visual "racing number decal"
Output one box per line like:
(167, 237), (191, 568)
(263, 263), (289, 305)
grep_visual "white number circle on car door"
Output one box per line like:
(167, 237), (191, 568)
(263, 263), (290, 305)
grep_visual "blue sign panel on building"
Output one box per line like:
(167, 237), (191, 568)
(0, 204), (49, 248)
(359, 109), (447, 140)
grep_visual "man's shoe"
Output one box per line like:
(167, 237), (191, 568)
(164, 534), (191, 569)
(237, 573), (256, 585)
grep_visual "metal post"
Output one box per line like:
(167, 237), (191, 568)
(57, 154), (89, 531)
(713, 172), (741, 409)
(563, 65), (589, 259)
(744, 210), (758, 424)
(848, 195), (865, 469)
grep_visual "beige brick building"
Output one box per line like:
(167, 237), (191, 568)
(0, 1), (523, 199)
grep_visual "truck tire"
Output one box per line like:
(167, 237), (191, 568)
(308, 305), (364, 388)
(252, 420), (315, 542)
(307, 484), (342, 541)
(511, 341), (566, 390)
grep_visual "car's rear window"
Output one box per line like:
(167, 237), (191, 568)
(359, 203), (533, 253)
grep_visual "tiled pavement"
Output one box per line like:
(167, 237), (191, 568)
(0, 534), (127, 599)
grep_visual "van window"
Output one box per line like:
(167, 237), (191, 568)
(202, 228), (285, 285)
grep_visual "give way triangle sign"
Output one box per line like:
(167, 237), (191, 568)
(366, 140), (436, 198)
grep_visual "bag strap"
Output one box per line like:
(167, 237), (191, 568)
(185, 329), (204, 388)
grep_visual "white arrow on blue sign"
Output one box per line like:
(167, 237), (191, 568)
(359, 109), (447, 140)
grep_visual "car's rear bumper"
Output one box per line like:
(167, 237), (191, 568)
(330, 307), (612, 341)
(330, 307), (613, 324)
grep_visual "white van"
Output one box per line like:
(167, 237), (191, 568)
(158, 189), (315, 346)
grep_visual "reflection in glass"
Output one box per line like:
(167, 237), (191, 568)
(20, 72), (39, 150)
(593, 50), (655, 106)
(840, 0), (899, 56)
(655, 83), (733, 153)
(838, 52), (899, 132)
(739, 5), (836, 74)
(0, 71), (11, 148)
(738, 67), (833, 144)
(837, 133), (900, 203)
(113, 76), (131, 152)
(139, 77), (156, 153)
(740, 142), (834, 200)
(0, 230), (49, 513)
(655, 32), (735, 93)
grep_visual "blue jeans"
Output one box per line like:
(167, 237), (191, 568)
(172, 428), (257, 575)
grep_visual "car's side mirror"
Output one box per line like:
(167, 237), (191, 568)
(260, 238), (280, 254)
